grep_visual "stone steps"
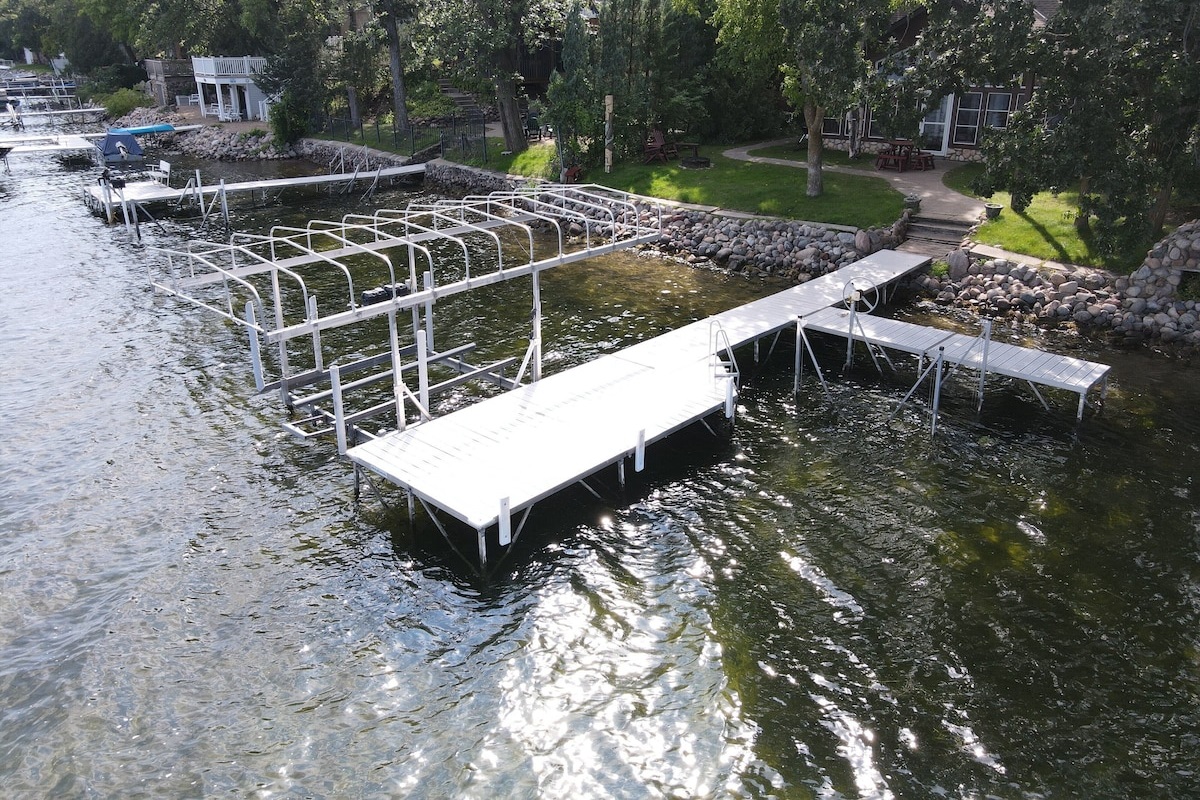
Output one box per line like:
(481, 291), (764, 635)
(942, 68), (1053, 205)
(437, 80), (486, 122)
(898, 215), (975, 260)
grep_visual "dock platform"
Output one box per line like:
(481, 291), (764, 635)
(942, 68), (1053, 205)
(800, 305), (1110, 419)
(348, 251), (931, 563)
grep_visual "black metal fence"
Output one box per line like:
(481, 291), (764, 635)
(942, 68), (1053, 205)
(312, 113), (489, 164)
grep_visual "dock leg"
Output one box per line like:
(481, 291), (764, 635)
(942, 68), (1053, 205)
(617, 458), (626, 489)
(531, 268), (543, 381)
(477, 527), (488, 568)
(793, 317), (803, 394)
(407, 490), (415, 525)
(931, 347), (945, 436)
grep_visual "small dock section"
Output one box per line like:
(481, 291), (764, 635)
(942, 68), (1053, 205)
(801, 305), (1110, 419)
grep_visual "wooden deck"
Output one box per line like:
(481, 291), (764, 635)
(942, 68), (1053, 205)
(348, 250), (930, 560)
(800, 305), (1110, 417)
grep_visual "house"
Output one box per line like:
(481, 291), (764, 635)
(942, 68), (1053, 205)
(143, 58), (194, 108)
(190, 56), (270, 122)
(823, 0), (1060, 161)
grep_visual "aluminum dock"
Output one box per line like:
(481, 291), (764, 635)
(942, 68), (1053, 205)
(347, 251), (931, 564)
(799, 303), (1110, 424)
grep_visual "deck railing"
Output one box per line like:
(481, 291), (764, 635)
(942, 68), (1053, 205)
(191, 56), (267, 79)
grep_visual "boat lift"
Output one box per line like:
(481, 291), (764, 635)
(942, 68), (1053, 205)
(150, 183), (663, 448)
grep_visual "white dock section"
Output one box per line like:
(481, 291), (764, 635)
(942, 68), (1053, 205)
(3, 133), (96, 155)
(84, 163), (425, 206)
(348, 251), (930, 559)
(801, 304), (1110, 418)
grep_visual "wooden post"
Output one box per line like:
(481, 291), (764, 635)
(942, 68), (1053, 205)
(604, 95), (614, 174)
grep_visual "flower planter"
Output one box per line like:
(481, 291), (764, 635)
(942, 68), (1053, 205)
(985, 203), (1003, 220)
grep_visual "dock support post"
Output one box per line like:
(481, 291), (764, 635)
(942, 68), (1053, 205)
(977, 319), (992, 411)
(219, 179), (229, 227)
(423, 270), (435, 352)
(635, 429), (646, 472)
(477, 527), (488, 568)
(307, 296), (324, 374)
(101, 182), (114, 223)
(793, 316), (832, 400)
(617, 458), (626, 489)
(531, 268), (543, 381)
(407, 490), (415, 524)
(331, 363), (347, 455)
(931, 347), (945, 436)
(270, 269), (291, 408)
(388, 310), (405, 430)
(245, 302), (265, 392)
(499, 497), (512, 546)
(417, 327), (430, 416)
(725, 375), (736, 418)
(845, 296), (859, 369)
(794, 318), (803, 394)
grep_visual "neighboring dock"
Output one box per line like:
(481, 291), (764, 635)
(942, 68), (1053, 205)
(85, 162), (425, 227)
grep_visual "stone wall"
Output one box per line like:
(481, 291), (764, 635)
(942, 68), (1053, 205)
(913, 222), (1200, 352)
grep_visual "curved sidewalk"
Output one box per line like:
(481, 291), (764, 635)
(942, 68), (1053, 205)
(723, 139), (985, 223)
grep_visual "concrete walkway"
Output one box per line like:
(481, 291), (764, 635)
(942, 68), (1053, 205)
(722, 138), (985, 223)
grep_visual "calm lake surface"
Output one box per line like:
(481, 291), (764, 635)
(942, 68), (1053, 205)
(1, 147), (1198, 799)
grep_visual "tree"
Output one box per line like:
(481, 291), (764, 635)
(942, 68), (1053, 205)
(714, 0), (893, 197)
(373, 0), (418, 130)
(976, 0), (1200, 253)
(419, 0), (571, 153)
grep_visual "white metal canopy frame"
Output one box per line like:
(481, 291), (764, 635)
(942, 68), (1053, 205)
(149, 181), (664, 440)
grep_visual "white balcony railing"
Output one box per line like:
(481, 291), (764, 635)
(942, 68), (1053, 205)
(191, 56), (267, 79)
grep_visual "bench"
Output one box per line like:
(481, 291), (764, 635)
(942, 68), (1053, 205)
(875, 152), (908, 171)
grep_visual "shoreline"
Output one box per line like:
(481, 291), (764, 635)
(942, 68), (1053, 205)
(116, 106), (1200, 361)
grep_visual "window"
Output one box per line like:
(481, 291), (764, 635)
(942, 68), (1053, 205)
(822, 116), (842, 136)
(985, 93), (1012, 129)
(953, 92), (982, 145)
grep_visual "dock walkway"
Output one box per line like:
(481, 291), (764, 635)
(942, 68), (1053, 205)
(348, 251), (930, 563)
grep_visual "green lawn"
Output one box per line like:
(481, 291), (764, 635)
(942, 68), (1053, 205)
(943, 164), (1143, 270)
(444, 139), (904, 229)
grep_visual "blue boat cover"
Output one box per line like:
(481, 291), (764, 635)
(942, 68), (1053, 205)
(108, 123), (176, 136)
(97, 132), (144, 162)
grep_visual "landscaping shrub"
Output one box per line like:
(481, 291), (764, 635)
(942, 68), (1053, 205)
(102, 87), (152, 119)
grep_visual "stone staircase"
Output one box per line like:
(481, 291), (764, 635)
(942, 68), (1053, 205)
(897, 214), (976, 260)
(437, 79), (487, 122)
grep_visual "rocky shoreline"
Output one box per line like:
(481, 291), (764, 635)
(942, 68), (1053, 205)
(119, 108), (1200, 357)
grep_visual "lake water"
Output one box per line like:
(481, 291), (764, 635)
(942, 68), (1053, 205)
(1, 148), (1198, 799)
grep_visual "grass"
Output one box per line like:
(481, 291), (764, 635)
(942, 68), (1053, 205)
(943, 163), (1144, 270)
(441, 139), (904, 229)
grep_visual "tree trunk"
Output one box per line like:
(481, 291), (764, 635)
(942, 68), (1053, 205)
(804, 102), (824, 198)
(381, 12), (409, 130)
(1074, 174), (1091, 234)
(495, 44), (527, 154)
(1149, 178), (1173, 239)
(847, 107), (861, 159)
(347, 85), (361, 128)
